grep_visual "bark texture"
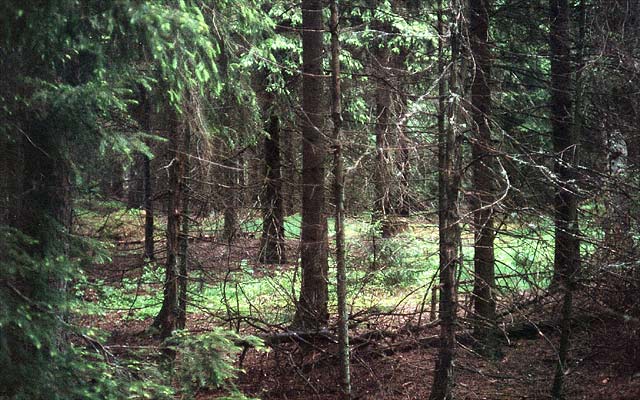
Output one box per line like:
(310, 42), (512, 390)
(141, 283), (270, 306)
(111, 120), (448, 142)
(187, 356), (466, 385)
(372, 17), (394, 238)
(177, 119), (191, 329)
(430, 1), (462, 398)
(549, 0), (579, 397)
(293, 0), (329, 330)
(260, 114), (287, 264)
(142, 154), (154, 261)
(469, 0), (499, 355)
(330, 0), (351, 396)
(153, 111), (184, 339)
(550, 0), (580, 286)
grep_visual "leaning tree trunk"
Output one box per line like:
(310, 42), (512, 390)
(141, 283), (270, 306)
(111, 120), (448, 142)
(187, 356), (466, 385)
(293, 0), (329, 330)
(330, 0), (351, 396)
(549, 0), (579, 397)
(153, 109), (183, 339)
(469, 0), (499, 356)
(430, 0), (462, 399)
(259, 113), (287, 264)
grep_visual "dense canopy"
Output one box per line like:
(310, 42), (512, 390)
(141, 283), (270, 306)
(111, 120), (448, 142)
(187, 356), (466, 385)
(1, 1), (639, 399)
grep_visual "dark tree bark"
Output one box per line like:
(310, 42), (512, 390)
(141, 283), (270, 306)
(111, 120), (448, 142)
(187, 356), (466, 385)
(283, 126), (297, 216)
(330, 0), (351, 396)
(430, 0), (462, 398)
(222, 155), (239, 243)
(0, 132), (23, 228)
(140, 91), (155, 261)
(20, 130), (71, 257)
(153, 110), (183, 339)
(372, 17), (394, 238)
(2, 110), (71, 399)
(100, 152), (124, 199)
(142, 154), (155, 261)
(549, 0), (579, 397)
(177, 118), (191, 329)
(550, 0), (580, 286)
(260, 114), (287, 264)
(127, 153), (144, 209)
(219, 40), (239, 244)
(469, 0), (499, 356)
(395, 56), (411, 218)
(112, 162), (124, 199)
(293, 0), (329, 330)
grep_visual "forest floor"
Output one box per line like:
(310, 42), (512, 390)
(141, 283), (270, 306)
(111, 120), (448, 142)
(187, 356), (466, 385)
(82, 308), (640, 400)
(75, 204), (640, 400)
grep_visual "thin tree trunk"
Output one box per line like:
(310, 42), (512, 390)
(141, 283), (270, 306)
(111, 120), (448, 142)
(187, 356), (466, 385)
(430, 0), (462, 398)
(396, 75), (411, 217)
(330, 0), (351, 396)
(260, 113), (287, 264)
(153, 110), (183, 339)
(140, 91), (155, 261)
(143, 154), (154, 261)
(549, 0), (579, 397)
(293, 0), (329, 330)
(177, 118), (191, 329)
(283, 126), (297, 216)
(469, 0), (499, 356)
(223, 156), (239, 243)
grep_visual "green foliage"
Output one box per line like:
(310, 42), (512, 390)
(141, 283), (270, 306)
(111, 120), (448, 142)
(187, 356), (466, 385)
(170, 329), (265, 399)
(0, 227), (67, 398)
(0, 226), (168, 400)
(1, 224), (264, 399)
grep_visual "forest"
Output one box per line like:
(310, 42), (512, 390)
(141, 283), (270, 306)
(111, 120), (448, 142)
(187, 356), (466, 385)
(1, 0), (639, 399)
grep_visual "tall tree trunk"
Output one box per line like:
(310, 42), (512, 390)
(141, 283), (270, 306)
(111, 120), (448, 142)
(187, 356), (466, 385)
(177, 118), (191, 329)
(430, 0), (462, 398)
(330, 0), (351, 396)
(260, 113), (287, 264)
(140, 91), (155, 261)
(396, 58), (411, 217)
(549, 0), (579, 397)
(4, 114), (71, 397)
(293, 0), (329, 330)
(220, 40), (239, 244)
(469, 0), (499, 356)
(373, 17), (394, 238)
(153, 110), (183, 339)
(550, 0), (580, 286)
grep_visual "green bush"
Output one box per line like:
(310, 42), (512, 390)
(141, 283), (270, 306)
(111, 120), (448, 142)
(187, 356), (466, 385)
(170, 329), (265, 399)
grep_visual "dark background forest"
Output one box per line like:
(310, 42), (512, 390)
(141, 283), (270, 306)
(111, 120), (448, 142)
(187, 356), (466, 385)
(1, 0), (640, 399)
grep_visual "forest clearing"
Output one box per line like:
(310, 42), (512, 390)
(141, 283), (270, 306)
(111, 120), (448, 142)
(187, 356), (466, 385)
(2, 0), (640, 399)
